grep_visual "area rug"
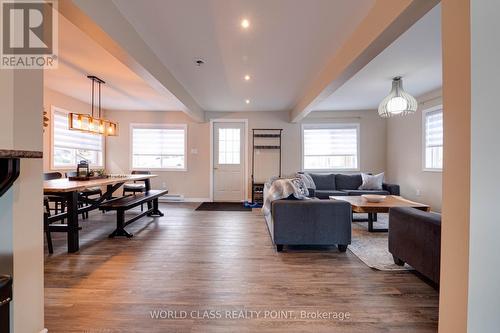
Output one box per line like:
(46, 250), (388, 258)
(349, 213), (414, 271)
(195, 202), (252, 212)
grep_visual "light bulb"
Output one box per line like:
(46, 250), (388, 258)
(386, 97), (408, 114)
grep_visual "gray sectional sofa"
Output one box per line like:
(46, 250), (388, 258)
(302, 172), (400, 199)
(268, 199), (352, 252)
(263, 173), (401, 252)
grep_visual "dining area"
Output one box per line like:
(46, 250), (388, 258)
(43, 168), (167, 253)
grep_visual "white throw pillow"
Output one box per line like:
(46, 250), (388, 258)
(358, 172), (384, 190)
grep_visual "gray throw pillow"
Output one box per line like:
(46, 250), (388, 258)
(296, 173), (316, 190)
(358, 172), (384, 190)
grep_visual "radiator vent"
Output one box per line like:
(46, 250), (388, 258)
(159, 194), (184, 202)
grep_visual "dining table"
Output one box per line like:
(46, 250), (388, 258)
(43, 174), (157, 253)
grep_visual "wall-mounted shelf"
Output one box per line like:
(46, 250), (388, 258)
(0, 149), (43, 197)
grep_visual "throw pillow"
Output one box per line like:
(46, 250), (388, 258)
(296, 173), (316, 190)
(290, 177), (310, 198)
(358, 172), (384, 190)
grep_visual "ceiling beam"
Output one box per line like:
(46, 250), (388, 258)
(58, 0), (205, 122)
(290, 0), (440, 123)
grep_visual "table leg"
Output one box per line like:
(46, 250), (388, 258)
(147, 198), (164, 217)
(144, 179), (152, 210)
(66, 191), (80, 253)
(368, 212), (388, 233)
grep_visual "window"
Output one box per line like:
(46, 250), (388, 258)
(218, 128), (240, 164)
(131, 124), (187, 170)
(51, 107), (104, 169)
(424, 108), (443, 170)
(302, 124), (359, 170)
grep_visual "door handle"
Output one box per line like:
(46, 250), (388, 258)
(214, 167), (219, 170)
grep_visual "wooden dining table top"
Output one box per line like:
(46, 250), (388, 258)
(43, 174), (157, 193)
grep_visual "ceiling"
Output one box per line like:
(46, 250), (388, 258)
(314, 4), (442, 111)
(112, 0), (376, 112)
(44, 14), (185, 111)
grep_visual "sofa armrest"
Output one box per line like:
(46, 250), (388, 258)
(383, 183), (400, 195)
(388, 207), (441, 284)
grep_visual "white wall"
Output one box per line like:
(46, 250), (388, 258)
(468, 0), (500, 331)
(105, 109), (387, 200)
(0, 70), (45, 333)
(387, 89), (443, 211)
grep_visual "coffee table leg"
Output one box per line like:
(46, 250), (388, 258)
(368, 212), (388, 233)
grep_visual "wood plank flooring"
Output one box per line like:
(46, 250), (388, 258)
(44, 203), (439, 332)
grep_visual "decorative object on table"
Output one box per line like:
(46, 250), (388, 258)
(378, 77), (417, 118)
(68, 161), (108, 181)
(358, 172), (384, 190)
(361, 194), (387, 203)
(77, 160), (89, 177)
(68, 75), (118, 136)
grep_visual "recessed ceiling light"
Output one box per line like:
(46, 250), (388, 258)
(241, 19), (250, 29)
(245, 99), (250, 104)
(244, 75), (251, 81)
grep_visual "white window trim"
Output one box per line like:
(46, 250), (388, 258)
(422, 105), (443, 172)
(301, 123), (361, 172)
(129, 123), (188, 172)
(50, 105), (106, 171)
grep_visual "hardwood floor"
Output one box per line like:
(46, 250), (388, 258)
(44, 203), (439, 332)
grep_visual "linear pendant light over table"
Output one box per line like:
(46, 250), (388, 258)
(68, 75), (118, 136)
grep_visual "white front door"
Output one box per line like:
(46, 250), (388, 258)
(213, 122), (245, 202)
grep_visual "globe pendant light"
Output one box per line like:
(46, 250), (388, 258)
(378, 77), (417, 118)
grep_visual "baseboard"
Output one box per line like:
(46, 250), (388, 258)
(184, 197), (211, 202)
(158, 197), (211, 203)
(40, 329), (48, 333)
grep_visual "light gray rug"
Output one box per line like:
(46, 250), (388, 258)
(349, 213), (413, 271)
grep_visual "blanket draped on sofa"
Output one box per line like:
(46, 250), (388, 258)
(262, 178), (309, 216)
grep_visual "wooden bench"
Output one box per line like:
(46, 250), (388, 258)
(99, 189), (168, 238)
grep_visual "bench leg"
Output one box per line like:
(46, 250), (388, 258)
(109, 210), (133, 238)
(147, 198), (164, 217)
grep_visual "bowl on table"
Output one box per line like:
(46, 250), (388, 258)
(361, 194), (386, 203)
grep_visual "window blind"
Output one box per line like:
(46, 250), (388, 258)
(132, 126), (186, 169)
(425, 110), (443, 148)
(53, 110), (103, 152)
(303, 126), (359, 170)
(424, 109), (443, 170)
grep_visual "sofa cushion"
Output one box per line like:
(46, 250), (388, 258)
(343, 190), (390, 196)
(359, 172), (384, 190)
(335, 174), (362, 190)
(314, 190), (348, 199)
(308, 173), (335, 190)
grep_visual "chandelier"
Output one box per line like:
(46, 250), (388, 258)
(378, 77), (417, 117)
(68, 75), (118, 136)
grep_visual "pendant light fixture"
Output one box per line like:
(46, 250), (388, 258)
(378, 77), (417, 118)
(68, 75), (118, 136)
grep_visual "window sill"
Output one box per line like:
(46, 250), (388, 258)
(133, 168), (187, 172)
(423, 168), (442, 173)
